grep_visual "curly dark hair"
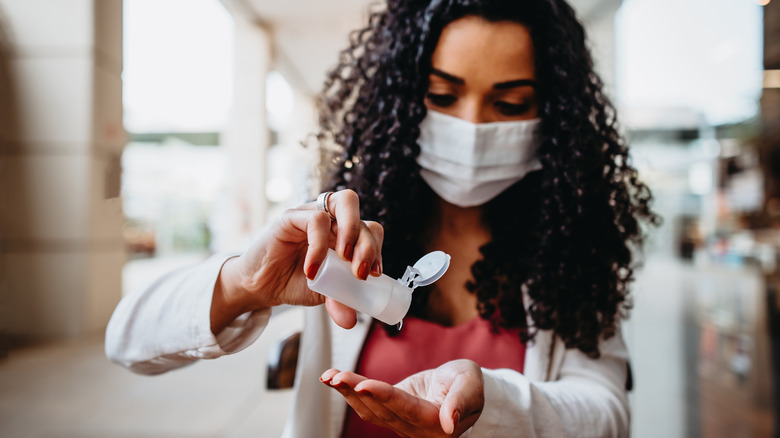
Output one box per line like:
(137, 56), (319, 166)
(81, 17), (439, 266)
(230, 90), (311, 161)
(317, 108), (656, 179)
(316, 0), (660, 358)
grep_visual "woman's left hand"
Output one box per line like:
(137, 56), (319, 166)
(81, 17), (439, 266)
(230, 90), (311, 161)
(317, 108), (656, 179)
(321, 359), (484, 437)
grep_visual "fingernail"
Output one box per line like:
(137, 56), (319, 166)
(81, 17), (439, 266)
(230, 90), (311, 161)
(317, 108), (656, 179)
(357, 261), (370, 280)
(371, 260), (381, 276)
(344, 244), (354, 261)
(452, 410), (460, 430)
(330, 378), (341, 387)
(306, 263), (321, 281)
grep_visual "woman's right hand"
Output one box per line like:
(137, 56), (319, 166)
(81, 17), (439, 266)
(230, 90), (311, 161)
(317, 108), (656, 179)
(211, 189), (384, 334)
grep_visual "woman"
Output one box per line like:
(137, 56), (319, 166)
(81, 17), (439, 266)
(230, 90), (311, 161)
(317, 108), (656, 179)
(106, 0), (658, 437)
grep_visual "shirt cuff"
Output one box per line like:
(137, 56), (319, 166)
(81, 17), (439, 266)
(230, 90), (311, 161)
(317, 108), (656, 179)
(189, 252), (271, 358)
(214, 308), (272, 353)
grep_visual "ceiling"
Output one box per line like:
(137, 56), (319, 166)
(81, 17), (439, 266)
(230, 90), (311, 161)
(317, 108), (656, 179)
(223, 0), (620, 95)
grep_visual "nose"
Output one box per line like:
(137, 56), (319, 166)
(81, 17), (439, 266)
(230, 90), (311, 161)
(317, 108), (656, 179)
(458, 98), (488, 124)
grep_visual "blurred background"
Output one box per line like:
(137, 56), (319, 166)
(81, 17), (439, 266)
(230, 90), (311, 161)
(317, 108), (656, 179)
(0, 0), (777, 436)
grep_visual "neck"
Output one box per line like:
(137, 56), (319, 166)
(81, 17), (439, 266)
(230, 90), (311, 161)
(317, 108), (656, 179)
(430, 197), (488, 238)
(421, 197), (490, 326)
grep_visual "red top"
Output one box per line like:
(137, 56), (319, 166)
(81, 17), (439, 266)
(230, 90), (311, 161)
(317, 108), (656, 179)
(341, 316), (526, 438)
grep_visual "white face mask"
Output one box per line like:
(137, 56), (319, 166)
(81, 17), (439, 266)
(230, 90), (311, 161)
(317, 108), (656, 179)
(417, 110), (542, 207)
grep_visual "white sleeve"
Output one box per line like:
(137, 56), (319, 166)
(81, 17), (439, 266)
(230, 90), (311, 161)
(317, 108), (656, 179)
(471, 333), (630, 438)
(104, 253), (271, 376)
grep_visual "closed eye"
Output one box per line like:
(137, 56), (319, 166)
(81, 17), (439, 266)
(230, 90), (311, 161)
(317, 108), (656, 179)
(426, 93), (457, 107)
(494, 101), (531, 116)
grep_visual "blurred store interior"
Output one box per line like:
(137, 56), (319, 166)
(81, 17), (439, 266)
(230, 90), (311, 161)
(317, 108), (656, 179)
(0, 0), (778, 436)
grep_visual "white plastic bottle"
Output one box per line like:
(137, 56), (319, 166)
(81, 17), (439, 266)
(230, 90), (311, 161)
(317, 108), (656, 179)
(307, 248), (450, 326)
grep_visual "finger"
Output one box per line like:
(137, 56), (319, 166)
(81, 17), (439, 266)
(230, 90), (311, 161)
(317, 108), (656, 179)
(279, 207), (354, 328)
(271, 208), (332, 282)
(322, 372), (384, 426)
(325, 298), (357, 329)
(355, 379), (441, 428)
(300, 190), (361, 262)
(305, 190), (383, 281)
(341, 378), (423, 437)
(438, 374), (484, 435)
(319, 368), (340, 385)
(301, 210), (335, 281)
(363, 220), (384, 276)
(353, 378), (395, 399)
(351, 221), (382, 280)
(329, 370), (366, 389)
(330, 384), (374, 420)
(326, 190), (362, 262)
(353, 392), (418, 437)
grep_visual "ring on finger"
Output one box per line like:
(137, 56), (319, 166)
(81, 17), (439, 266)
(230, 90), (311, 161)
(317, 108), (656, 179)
(316, 191), (336, 221)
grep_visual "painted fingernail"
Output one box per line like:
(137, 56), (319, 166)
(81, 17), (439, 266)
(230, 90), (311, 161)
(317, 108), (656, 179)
(358, 261), (370, 280)
(344, 243), (354, 261)
(306, 263), (321, 281)
(371, 260), (381, 276)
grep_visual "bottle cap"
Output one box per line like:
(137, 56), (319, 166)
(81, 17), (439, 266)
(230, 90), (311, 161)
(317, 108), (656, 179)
(399, 251), (451, 289)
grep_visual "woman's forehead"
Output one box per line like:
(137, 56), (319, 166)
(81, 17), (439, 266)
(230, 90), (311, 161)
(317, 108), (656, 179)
(430, 16), (536, 83)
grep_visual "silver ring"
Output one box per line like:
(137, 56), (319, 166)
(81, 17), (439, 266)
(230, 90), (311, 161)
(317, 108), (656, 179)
(316, 191), (336, 221)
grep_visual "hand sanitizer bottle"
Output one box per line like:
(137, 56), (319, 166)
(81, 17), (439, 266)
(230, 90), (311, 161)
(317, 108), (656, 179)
(307, 249), (450, 326)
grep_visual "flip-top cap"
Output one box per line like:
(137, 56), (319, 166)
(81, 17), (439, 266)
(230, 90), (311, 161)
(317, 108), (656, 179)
(411, 251), (450, 287)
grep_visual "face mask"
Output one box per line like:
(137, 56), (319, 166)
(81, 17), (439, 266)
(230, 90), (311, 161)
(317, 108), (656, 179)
(417, 110), (542, 207)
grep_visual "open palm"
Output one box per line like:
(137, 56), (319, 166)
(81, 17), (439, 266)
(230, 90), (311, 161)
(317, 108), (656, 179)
(322, 359), (484, 437)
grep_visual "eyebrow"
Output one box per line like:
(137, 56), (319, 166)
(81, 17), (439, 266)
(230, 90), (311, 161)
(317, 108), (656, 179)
(494, 79), (537, 90)
(430, 68), (537, 90)
(430, 69), (464, 85)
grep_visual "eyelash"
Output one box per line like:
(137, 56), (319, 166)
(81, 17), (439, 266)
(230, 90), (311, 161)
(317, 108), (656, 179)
(426, 93), (456, 107)
(495, 101), (530, 116)
(425, 93), (530, 116)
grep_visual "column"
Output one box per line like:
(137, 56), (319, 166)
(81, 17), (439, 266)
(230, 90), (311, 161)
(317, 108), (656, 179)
(0, 0), (125, 341)
(215, 1), (272, 251)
